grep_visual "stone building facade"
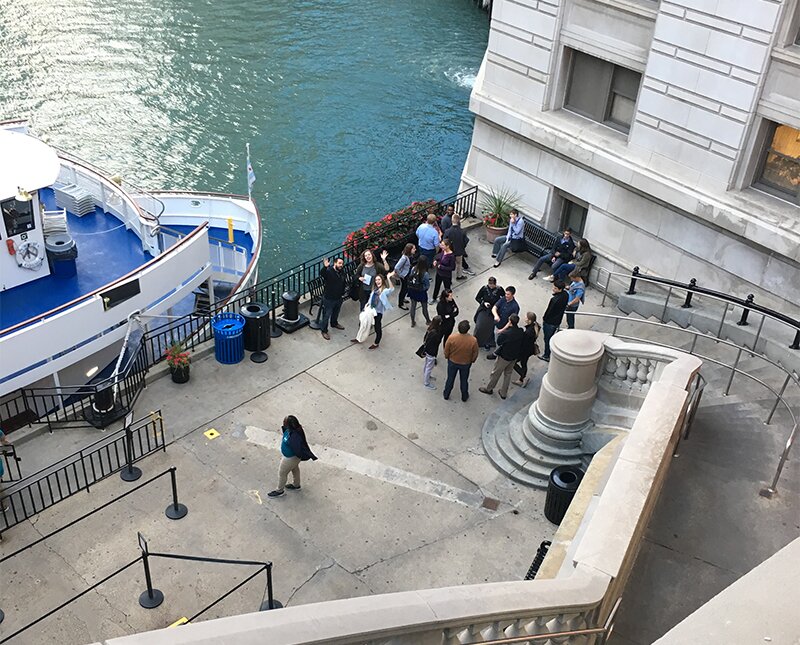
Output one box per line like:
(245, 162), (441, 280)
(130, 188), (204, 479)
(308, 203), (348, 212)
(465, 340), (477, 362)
(461, 0), (800, 313)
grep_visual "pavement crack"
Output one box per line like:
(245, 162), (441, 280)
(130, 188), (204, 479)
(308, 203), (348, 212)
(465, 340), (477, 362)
(285, 559), (337, 606)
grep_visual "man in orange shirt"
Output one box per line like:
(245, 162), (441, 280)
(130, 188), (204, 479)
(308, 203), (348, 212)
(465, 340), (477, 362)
(443, 320), (480, 402)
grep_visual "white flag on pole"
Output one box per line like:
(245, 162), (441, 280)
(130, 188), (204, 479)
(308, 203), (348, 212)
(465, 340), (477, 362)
(246, 143), (256, 198)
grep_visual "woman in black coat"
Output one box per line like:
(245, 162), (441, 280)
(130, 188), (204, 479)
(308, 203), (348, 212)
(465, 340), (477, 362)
(513, 312), (540, 387)
(436, 288), (459, 347)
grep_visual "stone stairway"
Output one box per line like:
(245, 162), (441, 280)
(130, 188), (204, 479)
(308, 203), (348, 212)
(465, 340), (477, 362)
(592, 312), (800, 645)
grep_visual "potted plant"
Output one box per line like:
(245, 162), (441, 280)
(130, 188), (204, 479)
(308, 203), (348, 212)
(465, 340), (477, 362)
(481, 187), (520, 243)
(165, 342), (191, 384)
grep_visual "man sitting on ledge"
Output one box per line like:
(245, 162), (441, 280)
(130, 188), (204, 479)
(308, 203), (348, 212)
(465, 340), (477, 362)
(528, 228), (575, 280)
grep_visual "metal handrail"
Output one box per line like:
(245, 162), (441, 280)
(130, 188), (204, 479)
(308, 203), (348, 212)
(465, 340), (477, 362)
(158, 224), (249, 255)
(575, 310), (798, 498)
(595, 266), (800, 348)
(51, 145), (166, 222)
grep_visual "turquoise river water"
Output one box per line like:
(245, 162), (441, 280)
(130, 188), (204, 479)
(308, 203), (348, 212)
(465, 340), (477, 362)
(0, 0), (489, 275)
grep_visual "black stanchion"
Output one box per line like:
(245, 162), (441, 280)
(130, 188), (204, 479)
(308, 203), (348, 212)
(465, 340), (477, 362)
(307, 300), (324, 331)
(0, 607), (4, 624)
(165, 468), (188, 520)
(792, 330), (800, 350)
(269, 291), (282, 338)
(737, 294), (754, 326)
(259, 564), (283, 610)
(137, 533), (164, 609)
(120, 424), (142, 482)
(681, 278), (696, 309)
(626, 266), (639, 295)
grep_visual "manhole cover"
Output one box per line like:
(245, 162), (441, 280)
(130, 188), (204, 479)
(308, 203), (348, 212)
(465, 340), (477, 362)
(481, 497), (500, 511)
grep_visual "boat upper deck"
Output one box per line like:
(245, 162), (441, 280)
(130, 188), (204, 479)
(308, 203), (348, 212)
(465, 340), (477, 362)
(0, 188), (256, 333)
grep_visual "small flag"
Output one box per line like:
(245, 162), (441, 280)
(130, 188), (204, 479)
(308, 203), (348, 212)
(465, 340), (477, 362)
(246, 143), (256, 199)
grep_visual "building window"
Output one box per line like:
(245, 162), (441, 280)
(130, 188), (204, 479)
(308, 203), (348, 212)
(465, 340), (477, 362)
(564, 50), (642, 133)
(756, 123), (800, 203)
(561, 198), (588, 237)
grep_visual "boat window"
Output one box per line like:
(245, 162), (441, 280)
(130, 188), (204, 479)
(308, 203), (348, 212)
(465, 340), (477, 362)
(2, 197), (36, 237)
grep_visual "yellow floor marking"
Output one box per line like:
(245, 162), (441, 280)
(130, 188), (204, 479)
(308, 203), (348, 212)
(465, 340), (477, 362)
(168, 617), (189, 627)
(204, 428), (220, 439)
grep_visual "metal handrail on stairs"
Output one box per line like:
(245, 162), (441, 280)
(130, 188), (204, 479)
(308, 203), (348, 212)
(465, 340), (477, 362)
(595, 267), (800, 351)
(573, 310), (798, 499)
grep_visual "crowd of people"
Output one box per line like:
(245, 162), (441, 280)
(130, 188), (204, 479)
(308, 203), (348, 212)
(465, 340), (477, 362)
(270, 209), (593, 499)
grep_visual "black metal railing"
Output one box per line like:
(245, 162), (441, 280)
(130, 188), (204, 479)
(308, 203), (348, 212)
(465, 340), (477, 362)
(0, 444), (22, 483)
(0, 188), (478, 433)
(0, 411), (165, 536)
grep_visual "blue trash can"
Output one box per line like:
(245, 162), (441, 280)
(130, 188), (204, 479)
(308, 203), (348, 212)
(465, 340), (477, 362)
(212, 312), (245, 364)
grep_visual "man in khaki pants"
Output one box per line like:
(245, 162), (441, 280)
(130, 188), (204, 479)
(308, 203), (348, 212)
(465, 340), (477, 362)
(480, 314), (524, 400)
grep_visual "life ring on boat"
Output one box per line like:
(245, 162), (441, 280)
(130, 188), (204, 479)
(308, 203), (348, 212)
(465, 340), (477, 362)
(16, 240), (45, 270)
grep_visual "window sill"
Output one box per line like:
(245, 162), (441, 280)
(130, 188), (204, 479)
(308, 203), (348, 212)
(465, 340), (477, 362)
(771, 47), (800, 68)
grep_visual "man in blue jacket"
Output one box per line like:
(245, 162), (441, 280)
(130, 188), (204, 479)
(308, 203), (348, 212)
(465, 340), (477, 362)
(528, 229), (575, 279)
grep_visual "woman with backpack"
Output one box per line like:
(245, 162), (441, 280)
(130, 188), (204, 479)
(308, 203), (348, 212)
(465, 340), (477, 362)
(407, 256), (431, 328)
(393, 243), (415, 309)
(421, 316), (444, 390)
(513, 312), (540, 388)
(268, 415), (318, 498)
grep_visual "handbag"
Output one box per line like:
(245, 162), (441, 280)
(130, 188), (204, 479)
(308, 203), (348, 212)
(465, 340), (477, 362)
(415, 344), (426, 358)
(349, 280), (361, 301)
(510, 238), (526, 253)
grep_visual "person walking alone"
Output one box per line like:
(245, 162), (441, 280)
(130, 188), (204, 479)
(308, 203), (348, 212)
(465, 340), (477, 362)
(319, 257), (346, 340)
(268, 415), (318, 498)
(394, 243), (415, 310)
(443, 320), (479, 402)
(479, 314), (525, 400)
(406, 256), (431, 328)
(540, 280), (569, 362)
(421, 316), (444, 390)
(513, 312), (540, 387)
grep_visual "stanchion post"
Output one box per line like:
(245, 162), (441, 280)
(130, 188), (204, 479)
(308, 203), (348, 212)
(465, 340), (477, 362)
(792, 330), (800, 350)
(270, 291), (282, 338)
(626, 266), (639, 295)
(120, 413), (142, 482)
(259, 563), (283, 610)
(681, 278), (696, 309)
(165, 468), (188, 520)
(137, 533), (164, 609)
(0, 607), (4, 624)
(737, 294), (754, 326)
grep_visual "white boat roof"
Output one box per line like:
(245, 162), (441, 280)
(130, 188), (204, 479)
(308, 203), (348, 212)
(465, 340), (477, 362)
(0, 130), (61, 201)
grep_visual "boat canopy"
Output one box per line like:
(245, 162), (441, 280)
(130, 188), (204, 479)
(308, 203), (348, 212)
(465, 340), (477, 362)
(0, 130), (61, 201)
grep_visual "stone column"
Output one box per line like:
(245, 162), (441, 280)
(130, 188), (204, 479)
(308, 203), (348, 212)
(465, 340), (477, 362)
(526, 330), (606, 460)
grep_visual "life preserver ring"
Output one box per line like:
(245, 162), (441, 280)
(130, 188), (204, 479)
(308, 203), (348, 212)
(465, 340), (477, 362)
(16, 240), (45, 270)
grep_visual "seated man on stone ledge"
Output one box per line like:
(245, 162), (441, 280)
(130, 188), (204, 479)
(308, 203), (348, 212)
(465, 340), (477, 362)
(528, 228), (575, 280)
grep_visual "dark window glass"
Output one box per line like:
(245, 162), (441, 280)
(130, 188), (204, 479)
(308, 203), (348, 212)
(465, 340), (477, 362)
(757, 123), (800, 203)
(562, 199), (588, 237)
(565, 50), (641, 133)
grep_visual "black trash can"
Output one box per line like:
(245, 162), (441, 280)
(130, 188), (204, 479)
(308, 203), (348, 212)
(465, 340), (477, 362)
(544, 465), (584, 525)
(241, 302), (271, 351)
(282, 291), (300, 322)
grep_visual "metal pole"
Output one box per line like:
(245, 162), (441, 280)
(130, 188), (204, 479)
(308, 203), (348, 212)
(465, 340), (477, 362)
(736, 294), (754, 326)
(791, 330), (800, 350)
(765, 374), (791, 425)
(626, 266), (639, 295)
(660, 286), (673, 323)
(751, 314), (766, 353)
(601, 270), (611, 308)
(165, 468), (188, 520)
(259, 563), (284, 610)
(724, 348), (742, 396)
(716, 302), (730, 340)
(681, 278), (696, 308)
(760, 423), (798, 499)
(612, 317), (619, 336)
(120, 425), (142, 482)
(270, 291), (282, 338)
(138, 552), (164, 609)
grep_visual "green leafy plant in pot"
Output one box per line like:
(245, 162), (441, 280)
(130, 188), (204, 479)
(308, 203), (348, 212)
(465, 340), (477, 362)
(481, 187), (521, 243)
(165, 342), (191, 384)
